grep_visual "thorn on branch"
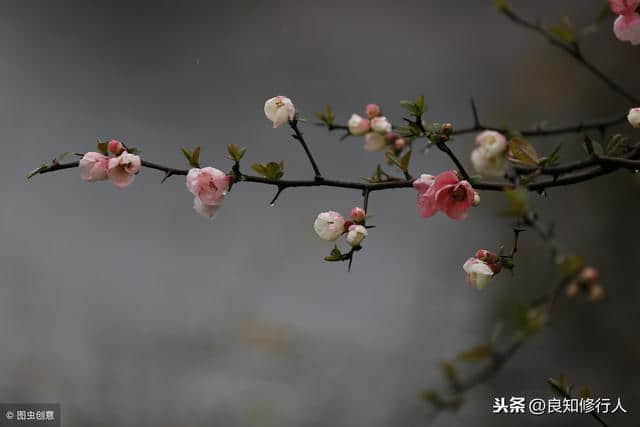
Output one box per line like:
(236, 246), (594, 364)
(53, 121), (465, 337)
(269, 185), (285, 205)
(160, 171), (174, 184)
(470, 97), (481, 129)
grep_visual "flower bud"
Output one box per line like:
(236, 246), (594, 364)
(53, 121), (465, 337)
(364, 132), (387, 152)
(370, 116), (392, 134)
(566, 281), (580, 298)
(346, 224), (367, 247)
(473, 192), (481, 206)
(107, 139), (125, 155)
(350, 207), (366, 224)
(463, 257), (494, 290)
(393, 138), (406, 151)
(313, 211), (346, 241)
(628, 108), (640, 128)
(441, 123), (453, 136)
(365, 103), (381, 118)
(348, 114), (370, 136)
(264, 96), (295, 128)
(471, 130), (508, 177)
(588, 284), (604, 301)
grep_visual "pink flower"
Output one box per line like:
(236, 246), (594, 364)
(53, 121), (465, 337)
(79, 152), (109, 182)
(413, 171), (475, 220)
(610, 0), (640, 44)
(350, 207), (366, 224)
(348, 114), (370, 136)
(107, 139), (125, 155)
(313, 211), (346, 241)
(264, 96), (296, 128)
(365, 103), (381, 118)
(107, 151), (141, 188)
(186, 167), (231, 218)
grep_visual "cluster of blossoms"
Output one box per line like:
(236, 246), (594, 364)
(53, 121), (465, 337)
(348, 104), (402, 152)
(463, 250), (504, 290)
(566, 267), (604, 301)
(470, 130), (509, 177)
(79, 140), (141, 188)
(314, 207), (368, 247)
(186, 167), (231, 219)
(610, 0), (640, 45)
(413, 171), (479, 220)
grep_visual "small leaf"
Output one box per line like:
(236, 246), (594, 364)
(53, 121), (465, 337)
(605, 134), (629, 156)
(539, 144), (562, 167)
(582, 138), (603, 156)
(458, 344), (492, 362)
(55, 152), (73, 163)
(96, 140), (109, 155)
(493, 0), (510, 12)
(549, 17), (578, 44)
(251, 163), (267, 176)
(227, 144), (247, 162)
(579, 386), (592, 399)
(440, 361), (458, 385)
(324, 245), (344, 262)
(191, 146), (200, 165)
(26, 165), (45, 179)
(556, 254), (584, 276)
(508, 137), (539, 166)
(127, 146), (142, 155)
(400, 150), (412, 171)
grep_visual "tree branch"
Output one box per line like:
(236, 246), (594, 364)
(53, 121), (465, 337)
(290, 118), (323, 179)
(499, 7), (639, 106)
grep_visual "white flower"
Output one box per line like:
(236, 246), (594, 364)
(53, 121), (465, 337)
(471, 130), (509, 177)
(313, 211), (346, 241)
(370, 116), (392, 134)
(628, 108), (640, 129)
(346, 224), (367, 247)
(264, 96), (295, 128)
(463, 257), (494, 290)
(348, 114), (370, 136)
(363, 132), (387, 152)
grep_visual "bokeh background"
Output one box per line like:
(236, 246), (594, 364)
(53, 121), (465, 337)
(1, 0), (639, 426)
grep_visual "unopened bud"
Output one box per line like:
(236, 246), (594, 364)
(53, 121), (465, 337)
(472, 192), (481, 206)
(350, 207), (366, 224)
(628, 108), (640, 129)
(366, 103), (381, 118)
(393, 138), (407, 151)
(108, 139), (125, 155)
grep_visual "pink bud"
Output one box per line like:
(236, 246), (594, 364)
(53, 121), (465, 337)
(350, 207), (366, 224)
(365, 104), (381, 118)
(107, 139), (125, 155)
(393, 138), (406, 151)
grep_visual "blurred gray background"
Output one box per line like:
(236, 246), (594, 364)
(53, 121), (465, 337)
(1, 0), (639, 426)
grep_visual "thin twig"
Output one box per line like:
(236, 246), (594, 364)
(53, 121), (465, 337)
(290, 118), (323, 179)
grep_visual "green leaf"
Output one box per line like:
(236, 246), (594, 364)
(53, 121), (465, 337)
(251, 161), (284, 180)
(227, 144), (247, 162)
(503, 187), (528, 217)
(181, 147), (198, 168)
(400, 150), (412, 171)
(579, 386), (592, 399)
(458, 344), (492, 362)
(493, 0), (510, 12)
(191, 146), (200, 165)
(508, 137), (539, 166)
(26, 165), (45, 179)
(548, 376), (572, 397)
(440, 361), (458, 384)
(556, 254), (584, 276)
(605, 134), (629, 156)
(582, 138), (603, 156)
(55, 152), (73, 163)
(539, 144), (562, 167)
(315, 105), (335, 126)
(127, 146), (141, 155)
(549, 17), (578, 44)
(597, 2), (613, 24)
(96, 140), (109, 155)
(324, 245), (344, 262)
